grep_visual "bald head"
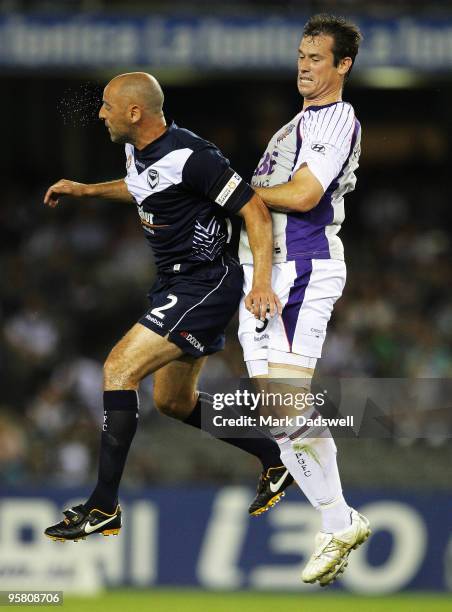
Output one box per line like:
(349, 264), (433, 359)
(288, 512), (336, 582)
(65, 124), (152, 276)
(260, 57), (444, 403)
(99, 72), (167, 147)
(107, 72), (164, 115)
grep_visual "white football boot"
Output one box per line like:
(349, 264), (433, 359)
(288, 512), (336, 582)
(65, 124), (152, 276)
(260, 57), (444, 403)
(301, 508), (371, 586)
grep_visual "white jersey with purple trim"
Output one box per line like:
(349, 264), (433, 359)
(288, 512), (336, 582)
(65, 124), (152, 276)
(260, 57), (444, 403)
(239, 101), (361, 264)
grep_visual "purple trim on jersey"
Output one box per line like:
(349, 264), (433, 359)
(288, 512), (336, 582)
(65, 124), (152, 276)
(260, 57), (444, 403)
(286, 193), (333, 258)
(290, 116), (304, 174)
(282, 259), (313, 350)
(285, 117), (360, 260)
(305, 101), (347, 112)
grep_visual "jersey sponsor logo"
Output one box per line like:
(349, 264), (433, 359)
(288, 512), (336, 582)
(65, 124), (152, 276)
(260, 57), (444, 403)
(145, 314), (164, 328)
(311, 327), (325, 338)
(137, 205), (170, 232)
(215, 172), (242, 206)
(126, 154), (132, 170)
(137, 204), (154, 226)
(136, 159), (146, 170)
(311, 143), (326, 154)
(254, 333), (269, 342)
(180, 331), (205, 353)
(147, 168), (160, 189)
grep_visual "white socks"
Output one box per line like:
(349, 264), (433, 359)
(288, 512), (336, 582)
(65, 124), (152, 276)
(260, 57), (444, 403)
(253, 362), (351, 534)
(276, 430), (351, 533)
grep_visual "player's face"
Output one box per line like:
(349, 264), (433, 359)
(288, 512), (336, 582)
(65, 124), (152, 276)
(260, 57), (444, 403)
(98, 84), (130, 144)
(297, 34), (343, 100)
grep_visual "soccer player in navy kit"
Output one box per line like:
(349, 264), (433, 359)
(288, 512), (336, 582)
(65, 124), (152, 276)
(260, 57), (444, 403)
(43, 72), (283, 541)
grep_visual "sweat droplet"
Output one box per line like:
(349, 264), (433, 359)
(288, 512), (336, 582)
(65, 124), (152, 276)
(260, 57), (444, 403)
(57, 82), (103, 127)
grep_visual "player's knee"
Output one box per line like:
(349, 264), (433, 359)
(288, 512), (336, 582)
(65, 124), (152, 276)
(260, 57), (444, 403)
(153, 391), (187, 419)
(268, 363), (314, 382)
(154, 395), (186, 419)
(103, 353), (139, 389)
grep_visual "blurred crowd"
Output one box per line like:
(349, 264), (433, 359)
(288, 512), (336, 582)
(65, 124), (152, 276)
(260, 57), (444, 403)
(321, 179), (452, 380)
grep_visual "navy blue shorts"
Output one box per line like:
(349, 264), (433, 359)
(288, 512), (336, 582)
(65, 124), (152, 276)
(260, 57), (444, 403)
(139, 256), (243, 357)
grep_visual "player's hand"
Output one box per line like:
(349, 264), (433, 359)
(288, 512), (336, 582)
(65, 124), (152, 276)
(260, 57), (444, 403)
(44, 179), (89, 208)
(245, 286), (282, 321)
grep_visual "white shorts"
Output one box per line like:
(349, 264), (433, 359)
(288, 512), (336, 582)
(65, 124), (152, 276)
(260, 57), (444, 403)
(238, 259), (346, 363)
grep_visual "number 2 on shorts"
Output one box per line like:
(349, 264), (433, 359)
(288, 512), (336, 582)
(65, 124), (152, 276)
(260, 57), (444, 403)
(150, 294), (178, 319)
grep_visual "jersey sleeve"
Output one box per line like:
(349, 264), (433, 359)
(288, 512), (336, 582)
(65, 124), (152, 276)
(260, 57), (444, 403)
(293, 103), (356, 192)
(182, 146), (254, 214)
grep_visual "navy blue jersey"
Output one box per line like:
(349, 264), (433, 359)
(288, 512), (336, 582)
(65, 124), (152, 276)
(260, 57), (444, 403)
(124, 121), (253, 273)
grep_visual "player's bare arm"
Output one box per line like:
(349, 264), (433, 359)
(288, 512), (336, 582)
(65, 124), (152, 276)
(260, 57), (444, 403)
(238, 193), (282, 320)
(254, 164), (324, 213)
(44, 178), (133, 208)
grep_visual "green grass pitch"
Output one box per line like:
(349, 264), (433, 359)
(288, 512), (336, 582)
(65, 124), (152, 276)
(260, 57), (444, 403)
(57, 590), (451, 612)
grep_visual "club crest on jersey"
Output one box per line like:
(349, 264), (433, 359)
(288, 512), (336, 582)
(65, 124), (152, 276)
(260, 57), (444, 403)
(311, 143), (326, 154)
(276, 123), (295, 143)
(147, 168), (159, 189)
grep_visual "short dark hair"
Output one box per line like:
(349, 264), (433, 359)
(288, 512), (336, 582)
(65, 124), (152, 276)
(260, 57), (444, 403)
(303, 14), (363, 78)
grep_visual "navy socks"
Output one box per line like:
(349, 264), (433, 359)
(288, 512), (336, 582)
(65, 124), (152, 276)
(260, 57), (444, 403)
(183, 392), (282, 471)
(85, 390), (139, 513)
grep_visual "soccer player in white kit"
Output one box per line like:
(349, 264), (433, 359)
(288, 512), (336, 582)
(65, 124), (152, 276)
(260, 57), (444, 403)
(239, 15), (370, 585)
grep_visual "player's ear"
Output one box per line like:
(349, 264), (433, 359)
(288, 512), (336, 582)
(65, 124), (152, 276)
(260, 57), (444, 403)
(338, 57), (352, 77)
(129, 104), (142, 124)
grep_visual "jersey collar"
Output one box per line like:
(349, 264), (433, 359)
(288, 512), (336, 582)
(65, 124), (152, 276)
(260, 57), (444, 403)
(134, 119), (176, 156)
(303, 101), (345, 113)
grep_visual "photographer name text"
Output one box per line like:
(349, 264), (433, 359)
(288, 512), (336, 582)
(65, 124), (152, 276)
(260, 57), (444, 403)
(212, 415), (354, 428)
